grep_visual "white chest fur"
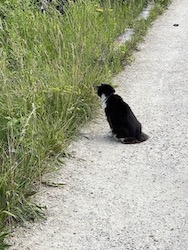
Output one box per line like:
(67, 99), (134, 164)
(101, 94), (107, 110)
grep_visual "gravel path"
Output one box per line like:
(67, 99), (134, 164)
(9, 0), (188, 249)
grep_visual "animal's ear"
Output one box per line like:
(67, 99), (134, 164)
(94, 85), (99, 91)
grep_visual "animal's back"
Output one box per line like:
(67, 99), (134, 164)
(105, 94), (141, 139)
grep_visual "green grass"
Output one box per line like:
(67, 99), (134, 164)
(0, 0), (171, 247)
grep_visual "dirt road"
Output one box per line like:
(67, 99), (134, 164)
(10, 0), (188, 249)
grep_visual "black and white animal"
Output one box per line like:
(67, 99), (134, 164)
(96, 83), (148, 144)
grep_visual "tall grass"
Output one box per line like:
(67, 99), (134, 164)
(0, 0), (170, 246)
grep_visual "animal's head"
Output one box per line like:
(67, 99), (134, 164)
(96, 83), (115, 97)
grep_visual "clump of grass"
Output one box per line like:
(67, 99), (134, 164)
(0, 0), (171, 247)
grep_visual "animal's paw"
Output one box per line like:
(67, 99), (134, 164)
(108, 131), (113, 138)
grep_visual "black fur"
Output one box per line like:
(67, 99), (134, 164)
(96, 83), (148, 144)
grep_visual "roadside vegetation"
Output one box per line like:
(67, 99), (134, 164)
(0, 0), (171, 247)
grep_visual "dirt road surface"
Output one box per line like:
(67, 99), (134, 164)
(9, 0), (188, 249)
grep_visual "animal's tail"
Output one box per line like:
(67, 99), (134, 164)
(119, 132), (149, 144)
(138, 132), (149, 143)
